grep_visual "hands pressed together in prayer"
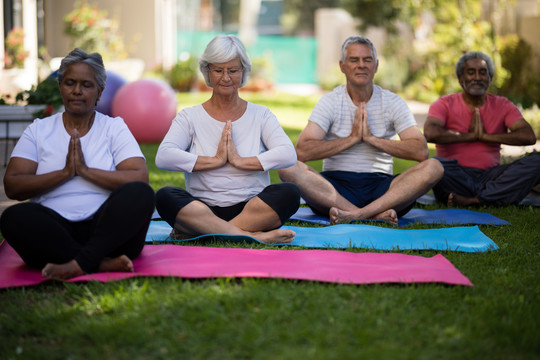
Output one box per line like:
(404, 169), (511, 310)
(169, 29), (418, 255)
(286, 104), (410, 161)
(213, 120), (262, 171)
(350, 102), (375, 145)
(64, 130), (89, 178)
(467, 108), (486, 141)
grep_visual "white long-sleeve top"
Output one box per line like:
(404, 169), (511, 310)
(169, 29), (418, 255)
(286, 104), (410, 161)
(155, 102), (297, 206)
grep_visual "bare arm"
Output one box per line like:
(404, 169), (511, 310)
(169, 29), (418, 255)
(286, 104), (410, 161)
(364, 123), (429, 162)
(479, 118), (537, 145)
(296, 105), (365, 162)
(4, 133), (149, 200)
(424, 115), (477, 144)
(4, 157), (72, 200)
(425, 111), (537, 146)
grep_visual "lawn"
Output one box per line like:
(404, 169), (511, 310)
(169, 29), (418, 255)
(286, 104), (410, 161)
(0, 92), (538, 360)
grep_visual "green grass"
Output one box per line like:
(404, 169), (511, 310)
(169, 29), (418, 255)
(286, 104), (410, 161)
(0, 92), (539, 360)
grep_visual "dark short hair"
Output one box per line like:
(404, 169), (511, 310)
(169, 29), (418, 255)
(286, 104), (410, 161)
(57, 48), (107, 89)
(341, 36), (378, 63)
(455, 51), (495, 79)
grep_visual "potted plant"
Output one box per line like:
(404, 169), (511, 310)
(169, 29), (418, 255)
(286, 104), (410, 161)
(0, 76), (63, 130)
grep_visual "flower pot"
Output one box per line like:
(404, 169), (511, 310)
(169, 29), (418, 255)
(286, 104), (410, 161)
(0, 104), (47, 138)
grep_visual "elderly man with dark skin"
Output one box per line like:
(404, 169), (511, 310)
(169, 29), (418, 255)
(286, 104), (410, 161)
(424, 51), (539, 207)
(278, 36), (443, 225)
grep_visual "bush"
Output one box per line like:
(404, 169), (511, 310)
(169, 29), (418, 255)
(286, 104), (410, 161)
(497, 35), (540, 109)
(168, 56), (198, 92)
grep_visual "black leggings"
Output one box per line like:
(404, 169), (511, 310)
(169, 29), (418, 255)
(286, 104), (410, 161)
(156, 183), (301, 230)
(0, 181), (155, 273)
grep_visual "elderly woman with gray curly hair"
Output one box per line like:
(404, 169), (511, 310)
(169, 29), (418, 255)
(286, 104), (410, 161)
(155, 35), (300, 244)
(0, 48), (155, 279)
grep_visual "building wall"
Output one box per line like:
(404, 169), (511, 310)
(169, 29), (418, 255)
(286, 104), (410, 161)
(42, 0), (163, 70)
(518, 16), (540, 72)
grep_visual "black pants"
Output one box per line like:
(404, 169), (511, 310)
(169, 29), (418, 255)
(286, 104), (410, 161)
(156, 183), (301, 230)
(0, 181), (155, 273)
(433, 153), (540, 205)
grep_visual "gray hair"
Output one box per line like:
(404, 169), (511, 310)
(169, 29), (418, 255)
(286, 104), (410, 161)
(199, 34), (252, 88)
(341, 36), (378, 63)
(455, 51), (495, 79)
(57, 48), (107, 89)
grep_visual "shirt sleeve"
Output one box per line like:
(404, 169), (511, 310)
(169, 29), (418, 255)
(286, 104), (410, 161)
(109, 117), (145, 165)
(256, 107), (297, 171)
(308, 92), (335, 133)
(389, 93), (417, 134)
(427, 97), (449, 125)
(10, 119), (39, 162)
(155, 110), (198, 172)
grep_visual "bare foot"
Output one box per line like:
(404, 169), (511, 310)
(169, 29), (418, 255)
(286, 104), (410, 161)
(330, 207), (398, 226)
(42, 260), (84, 280)
(169, 228), (196, 240)
(329, 207), (355, 224)
(448, 193), (480, 207)
(372, 209), (398, 225)
(253, 229), (295, 244)
(98, 255), (134, 273)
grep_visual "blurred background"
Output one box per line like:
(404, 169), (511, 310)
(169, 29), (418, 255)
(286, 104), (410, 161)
(1, 0), (539, 109)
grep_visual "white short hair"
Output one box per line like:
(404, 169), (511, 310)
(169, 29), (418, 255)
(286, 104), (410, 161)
(199, 34), (252, 88)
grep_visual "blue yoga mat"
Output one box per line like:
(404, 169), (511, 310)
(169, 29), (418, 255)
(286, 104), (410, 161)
(288, 207), (511, 226)
(145, 221), (499, 252)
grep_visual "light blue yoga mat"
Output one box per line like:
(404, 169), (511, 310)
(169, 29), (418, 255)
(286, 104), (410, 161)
(145, 221), (499, 252)
(289, 207), (511, 226)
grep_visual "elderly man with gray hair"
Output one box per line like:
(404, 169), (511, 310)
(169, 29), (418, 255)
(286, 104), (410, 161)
(279, 36), (443, 225)
(424, 51), (539, 206)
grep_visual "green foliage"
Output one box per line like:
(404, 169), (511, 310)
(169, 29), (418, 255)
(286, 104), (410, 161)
(497, 35), (540, 109)
(63, 0), (128, 61)
(342, 0), (540, 107)
(167, 55), (198, 92)
(319, 63), (345, 91)
(11, 77), (64, 118)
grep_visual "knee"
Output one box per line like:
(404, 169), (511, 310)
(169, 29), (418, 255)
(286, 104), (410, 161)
(278, 161), (306, 182)
(280, 182), (302, 205)
(122, 182), (155, 206)
(424, 158), (444, 180)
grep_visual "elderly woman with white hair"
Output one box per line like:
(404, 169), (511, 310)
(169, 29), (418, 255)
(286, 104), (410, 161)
(155, 34), (300, 244)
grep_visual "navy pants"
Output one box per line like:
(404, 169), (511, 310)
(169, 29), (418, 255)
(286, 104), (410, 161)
(0, 181), (155, 273)
(433, 153), (540, 205)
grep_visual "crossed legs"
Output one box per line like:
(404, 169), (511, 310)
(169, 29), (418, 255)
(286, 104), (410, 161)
(278, 158), (443, 225)
(156, 184), (300, 244)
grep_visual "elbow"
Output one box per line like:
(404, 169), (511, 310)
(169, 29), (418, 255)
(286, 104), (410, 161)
(423, 127), (436, 143)
(4, 188), (25, 201)
(526, 133), (537, 145)
(296, 148), (311, 163)
(415, 147), (429, 162)
(154, 152), (165, 170)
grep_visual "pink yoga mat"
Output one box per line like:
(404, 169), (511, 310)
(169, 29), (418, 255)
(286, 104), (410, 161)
(0, 241), (473, 288)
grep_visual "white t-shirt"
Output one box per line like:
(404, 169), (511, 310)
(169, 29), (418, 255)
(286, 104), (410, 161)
(11, 111), (145, 221)
(309, 84), (416, 174)
(155, 102), (297, 207)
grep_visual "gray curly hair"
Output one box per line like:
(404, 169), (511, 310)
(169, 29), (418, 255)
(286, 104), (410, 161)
(57, 48), (107, 89)
(455, 51), (495, 79)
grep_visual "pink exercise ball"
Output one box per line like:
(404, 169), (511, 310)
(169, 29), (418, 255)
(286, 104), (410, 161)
(96, 71), (127, 116)
(112, 79), (177, 143)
